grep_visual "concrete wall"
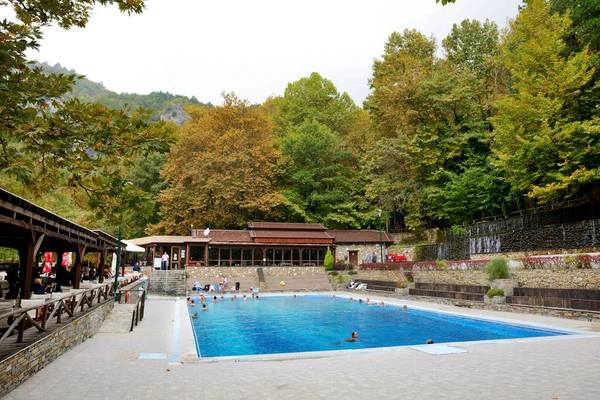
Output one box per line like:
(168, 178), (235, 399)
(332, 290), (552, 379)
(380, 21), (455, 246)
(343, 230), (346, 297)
(0, 300), (114, 397)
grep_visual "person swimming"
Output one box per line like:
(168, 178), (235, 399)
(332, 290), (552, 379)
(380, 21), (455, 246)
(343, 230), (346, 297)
(191, 312), (198, 319)
(212, 296), (218, 303)
(344, 331), (359, 342)
(202, 304), (208, 311)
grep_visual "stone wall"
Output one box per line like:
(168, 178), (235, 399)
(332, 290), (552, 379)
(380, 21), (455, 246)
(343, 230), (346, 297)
(185, 266), (328, 279)
(513, 270), (600, 290)
(337, 244), (388, 264)
(338, 288), (600, 321)
(0, 300), (114, 397)
(147, 270), (186, 296)
(415, 270), (490, 286)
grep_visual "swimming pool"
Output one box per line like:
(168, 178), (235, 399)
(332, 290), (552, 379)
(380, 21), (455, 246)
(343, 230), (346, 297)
(187, 295), (567, 358)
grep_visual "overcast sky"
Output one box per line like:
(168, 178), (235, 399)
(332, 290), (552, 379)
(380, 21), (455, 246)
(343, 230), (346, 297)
(21, 0), (522, 106)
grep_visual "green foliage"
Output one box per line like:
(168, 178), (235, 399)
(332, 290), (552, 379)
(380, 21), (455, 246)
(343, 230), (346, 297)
(365, 26), (511, 229)
(348, 270), (358, 275)
(436, 259), (448, 270)
(324, 247), (334, 271)
(491, 0), (600, 203)
(450, 225), (468, 236)
(0, 0), (178, 227)
(0, 247), (19, 261)
(484, 258), (511, 280)
(487, 288), (505, 298)
(328, 271), (339, 276)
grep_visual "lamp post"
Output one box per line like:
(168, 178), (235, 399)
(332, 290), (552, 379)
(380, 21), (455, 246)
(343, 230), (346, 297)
(113, 227), (121, 299)
(376, 209), (383, 264)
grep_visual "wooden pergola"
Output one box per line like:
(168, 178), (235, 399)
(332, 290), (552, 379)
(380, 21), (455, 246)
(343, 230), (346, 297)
(0, 188), (121, 299)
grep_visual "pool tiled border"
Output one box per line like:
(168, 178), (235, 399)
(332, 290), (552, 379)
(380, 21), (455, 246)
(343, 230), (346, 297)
(177, 291), (600, 363)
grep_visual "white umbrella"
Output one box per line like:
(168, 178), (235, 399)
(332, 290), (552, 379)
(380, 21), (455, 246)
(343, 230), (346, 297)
(122, 240), (145, 253)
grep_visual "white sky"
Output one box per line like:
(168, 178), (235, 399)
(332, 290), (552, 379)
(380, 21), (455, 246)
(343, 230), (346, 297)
(20, 0), (522, 106)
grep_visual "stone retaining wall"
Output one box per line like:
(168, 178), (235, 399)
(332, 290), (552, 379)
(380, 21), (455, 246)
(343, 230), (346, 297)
(0, 300), (114, 397)
(338, 288), (600, 321)
(185, 266), (327, 279)
(415, 270), (490, 286)
(513, 270), (600, 290)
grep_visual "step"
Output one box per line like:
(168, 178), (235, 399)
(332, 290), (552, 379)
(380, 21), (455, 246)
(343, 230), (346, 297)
(507, 295), (600, 312)
(415, 282), (490, 294)
(513, 287), (600, 301)
(409, 288), (485, 302)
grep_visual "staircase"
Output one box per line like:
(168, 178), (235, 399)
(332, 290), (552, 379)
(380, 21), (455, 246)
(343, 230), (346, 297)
(148, 270), (186, 296)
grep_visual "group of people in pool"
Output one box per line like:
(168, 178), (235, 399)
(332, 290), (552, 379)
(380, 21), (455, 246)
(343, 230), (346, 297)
(348, 297), (409, 310)
(344, 331), (434, 345)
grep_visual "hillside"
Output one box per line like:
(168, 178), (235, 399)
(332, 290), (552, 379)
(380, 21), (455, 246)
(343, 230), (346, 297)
(40, 63), (211, 124)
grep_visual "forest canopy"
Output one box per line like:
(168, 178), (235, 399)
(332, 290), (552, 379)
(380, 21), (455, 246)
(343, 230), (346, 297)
(1, 0), (598, 237)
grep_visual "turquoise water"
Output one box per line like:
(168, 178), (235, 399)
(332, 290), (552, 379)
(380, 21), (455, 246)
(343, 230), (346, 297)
(188, 295), (566, 358)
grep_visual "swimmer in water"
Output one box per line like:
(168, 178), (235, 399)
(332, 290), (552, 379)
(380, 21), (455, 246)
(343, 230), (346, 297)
(344, 331), (359, 342)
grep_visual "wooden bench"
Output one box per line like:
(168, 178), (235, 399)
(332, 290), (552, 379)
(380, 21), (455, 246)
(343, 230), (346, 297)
(357, 280), (397, 292)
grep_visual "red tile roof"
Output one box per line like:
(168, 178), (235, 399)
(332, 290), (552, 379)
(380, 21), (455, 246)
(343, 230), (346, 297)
(328, 230), (393, 243)
(250, 230), (333, 240)
(206, 230), (252, 243)
(248, 222), (327, 230)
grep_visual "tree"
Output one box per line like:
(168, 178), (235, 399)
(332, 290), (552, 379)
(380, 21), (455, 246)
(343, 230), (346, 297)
(443, 19), (500, 79)
(365, 27), (512, 229)
(279, 120), (368, 228)
(0, 0), (175, 226)
(154, 93), (286, 234)
(491, 0), (600, 202)
(324, 247), (334, 271)
(272, 72), (358, 136)
(550, 0), (600, 52)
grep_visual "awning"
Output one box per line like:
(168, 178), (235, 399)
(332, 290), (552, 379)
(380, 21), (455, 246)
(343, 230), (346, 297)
(122, 240), (145, 253)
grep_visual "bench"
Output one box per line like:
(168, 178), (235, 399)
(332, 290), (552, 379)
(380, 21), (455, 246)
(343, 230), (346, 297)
(356, 280), (397, 292)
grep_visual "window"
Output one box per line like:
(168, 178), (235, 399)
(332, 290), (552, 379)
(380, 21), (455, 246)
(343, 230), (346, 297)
(208, 247), (219, 266)
(189, 246), (205, 262)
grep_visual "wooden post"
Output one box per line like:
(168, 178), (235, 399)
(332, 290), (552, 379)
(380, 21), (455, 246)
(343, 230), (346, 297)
(98, 250), (106, 283)
(73, 245), (85, 289)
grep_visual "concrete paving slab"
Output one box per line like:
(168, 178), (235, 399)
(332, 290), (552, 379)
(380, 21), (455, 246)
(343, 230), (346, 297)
(4, 293), (600, 400)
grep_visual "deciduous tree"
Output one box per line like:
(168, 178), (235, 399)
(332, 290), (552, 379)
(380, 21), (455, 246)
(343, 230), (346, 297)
(491, 0), (600, 202)
(155, 93), (285, 233)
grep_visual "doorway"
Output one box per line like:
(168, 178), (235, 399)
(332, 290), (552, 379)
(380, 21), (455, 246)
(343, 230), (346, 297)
(171, 246), (180, 270)
(349, 251), (358, 267)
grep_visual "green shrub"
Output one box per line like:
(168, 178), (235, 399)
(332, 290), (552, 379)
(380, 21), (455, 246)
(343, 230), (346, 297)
(328, 271), (339, 276)
(484, 258), (511, 280)
(436, 259), (447, 270)
(404, 272), (414, 283)
(324, 246), (334, 271)
(487, 288), (505, 298)
(348, 270), (358, 275)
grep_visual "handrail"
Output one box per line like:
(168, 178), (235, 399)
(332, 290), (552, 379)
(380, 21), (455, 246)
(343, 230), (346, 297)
(119, 281), (146, 331)
(0, 282), (115, 345)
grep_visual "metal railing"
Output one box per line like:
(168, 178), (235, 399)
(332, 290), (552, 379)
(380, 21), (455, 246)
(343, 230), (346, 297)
(0, 283), (115, 344)
(119, 281), (146, 332)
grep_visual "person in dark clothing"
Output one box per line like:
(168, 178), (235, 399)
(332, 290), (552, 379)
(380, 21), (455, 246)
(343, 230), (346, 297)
(32, 278), (45, 295)
(56, 265), (71, 291)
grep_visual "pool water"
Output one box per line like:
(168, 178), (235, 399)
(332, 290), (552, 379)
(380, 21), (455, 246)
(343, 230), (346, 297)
(188, 295), (566, 358)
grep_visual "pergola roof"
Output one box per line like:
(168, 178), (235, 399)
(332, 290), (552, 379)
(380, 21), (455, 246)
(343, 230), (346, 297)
(0, 188), (112, 252)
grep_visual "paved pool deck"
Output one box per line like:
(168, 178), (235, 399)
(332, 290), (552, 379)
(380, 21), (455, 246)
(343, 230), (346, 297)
(5, 293), (600, 399)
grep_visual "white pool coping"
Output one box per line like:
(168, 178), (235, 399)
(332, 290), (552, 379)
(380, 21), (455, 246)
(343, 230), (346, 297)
(176, 291), (600, 363)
